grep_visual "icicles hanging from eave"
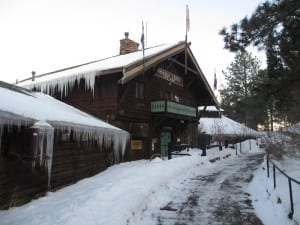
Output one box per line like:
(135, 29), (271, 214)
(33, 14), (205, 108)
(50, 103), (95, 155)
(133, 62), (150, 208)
(0, 115), (33, 147)
(22, 70), (98, 97)
(30, 121), (54, 190)
(52, 122), (130, 162)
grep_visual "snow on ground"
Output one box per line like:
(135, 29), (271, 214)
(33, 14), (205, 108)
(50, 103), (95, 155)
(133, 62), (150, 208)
(0, 139), (298, 225)
(248, 126), (300, 225)
(248, 156), (300, 225)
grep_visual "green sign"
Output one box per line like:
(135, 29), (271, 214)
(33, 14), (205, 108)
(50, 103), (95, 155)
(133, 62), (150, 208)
(151, 100), (196, 117)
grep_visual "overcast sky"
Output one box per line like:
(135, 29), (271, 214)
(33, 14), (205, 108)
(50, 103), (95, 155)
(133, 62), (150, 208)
(0, 0), (266, 89)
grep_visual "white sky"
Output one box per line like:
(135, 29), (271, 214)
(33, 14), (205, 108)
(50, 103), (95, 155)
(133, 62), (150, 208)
(0, 0), (266, 88)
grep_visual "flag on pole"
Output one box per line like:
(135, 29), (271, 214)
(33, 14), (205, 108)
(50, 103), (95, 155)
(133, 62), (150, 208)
(214, 72), (217, 90)
(141, 21), (145, 55)
(186, 5), (190, 33)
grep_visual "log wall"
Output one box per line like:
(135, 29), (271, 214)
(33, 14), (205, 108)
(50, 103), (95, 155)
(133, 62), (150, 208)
(0, 129), (109, 209)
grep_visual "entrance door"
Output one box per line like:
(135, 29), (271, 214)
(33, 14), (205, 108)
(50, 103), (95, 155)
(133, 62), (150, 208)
(160, 131), (171, 159)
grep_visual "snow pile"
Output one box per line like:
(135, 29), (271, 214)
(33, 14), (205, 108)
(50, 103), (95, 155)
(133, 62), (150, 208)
(248, 127), (300, 225)
(0, 146), (240, 225)
(199, 115), (259, 138)
(283, 122), (300, 135)
(248, 157), (300, 225)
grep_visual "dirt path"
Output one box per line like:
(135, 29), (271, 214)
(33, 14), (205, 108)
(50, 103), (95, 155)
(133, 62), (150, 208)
(138, 153), (265, 225)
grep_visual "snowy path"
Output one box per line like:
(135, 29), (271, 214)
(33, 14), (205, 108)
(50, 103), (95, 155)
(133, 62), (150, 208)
(136, 153), (265, 225)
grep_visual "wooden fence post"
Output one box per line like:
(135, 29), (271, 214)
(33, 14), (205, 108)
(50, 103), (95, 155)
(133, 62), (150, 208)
(267, 155), (269, 178)
(288, 178), (294, 219)
(273, 165), (276, 189)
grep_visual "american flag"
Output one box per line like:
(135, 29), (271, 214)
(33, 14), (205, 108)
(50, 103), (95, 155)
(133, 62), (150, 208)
(214, 73), (217, 90)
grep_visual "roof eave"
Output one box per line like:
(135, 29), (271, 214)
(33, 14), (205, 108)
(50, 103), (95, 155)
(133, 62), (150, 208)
(119, 42), (186, 85)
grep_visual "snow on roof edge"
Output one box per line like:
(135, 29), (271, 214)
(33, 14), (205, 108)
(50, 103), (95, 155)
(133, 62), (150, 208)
(17, 42), (184, 96)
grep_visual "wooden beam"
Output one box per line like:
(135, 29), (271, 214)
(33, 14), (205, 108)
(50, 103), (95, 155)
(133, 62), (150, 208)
(186, 77), (197, 88)
(168, 58), (199, 75)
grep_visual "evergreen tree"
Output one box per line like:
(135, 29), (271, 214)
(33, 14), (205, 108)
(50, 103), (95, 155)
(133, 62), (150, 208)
(220, 0), (300, 123)
(220, 51), (263, 129)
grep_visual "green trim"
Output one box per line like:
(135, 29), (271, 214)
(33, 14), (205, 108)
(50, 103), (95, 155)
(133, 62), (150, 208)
(151, 100), (196, 117)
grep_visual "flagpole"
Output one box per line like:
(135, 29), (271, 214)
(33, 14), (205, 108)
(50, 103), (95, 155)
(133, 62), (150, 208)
(185, 5), (189, 76)
(141, 21), (145, 78)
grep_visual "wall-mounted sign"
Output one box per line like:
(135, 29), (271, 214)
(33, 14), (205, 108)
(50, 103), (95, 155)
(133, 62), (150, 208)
(131, 140), (143, 150)
(155, 68), (183, 87)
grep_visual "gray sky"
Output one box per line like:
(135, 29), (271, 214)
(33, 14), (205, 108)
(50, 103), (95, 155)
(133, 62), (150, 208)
(0, 0), (265, 89)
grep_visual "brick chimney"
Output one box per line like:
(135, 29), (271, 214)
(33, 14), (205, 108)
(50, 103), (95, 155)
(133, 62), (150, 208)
(120, 32), (139, 55)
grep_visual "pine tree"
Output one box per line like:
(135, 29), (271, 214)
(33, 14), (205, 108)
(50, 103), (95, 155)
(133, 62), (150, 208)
(220, 51), (262, 129)
(220, 0), (300, 124)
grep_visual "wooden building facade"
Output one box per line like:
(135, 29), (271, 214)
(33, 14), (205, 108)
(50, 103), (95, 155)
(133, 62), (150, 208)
(0, 81), (129, 209)
(19, 35), (218, 160)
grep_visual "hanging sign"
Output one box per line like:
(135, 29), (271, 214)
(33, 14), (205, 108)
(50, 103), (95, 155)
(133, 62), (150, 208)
(155, 68), (183, 87)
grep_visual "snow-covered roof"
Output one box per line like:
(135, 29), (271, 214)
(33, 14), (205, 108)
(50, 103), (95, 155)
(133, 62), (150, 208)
(17, 41), (218, 106)
(18, 43), (181, 94)
(0, 82), (129, 153)
(198, 115), (259, 138)
(199, 105), (224, 112)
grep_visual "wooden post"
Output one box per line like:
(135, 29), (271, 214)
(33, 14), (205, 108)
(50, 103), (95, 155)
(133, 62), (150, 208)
(168, 143), (172, 160)
(288, 178), (294, 219)
(267, 155), (270, 178)
(273, 165), (276, 189)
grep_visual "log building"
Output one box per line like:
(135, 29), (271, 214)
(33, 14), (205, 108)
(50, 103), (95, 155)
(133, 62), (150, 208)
(19, 34), (218, 160)
(0, 81), (129, 209)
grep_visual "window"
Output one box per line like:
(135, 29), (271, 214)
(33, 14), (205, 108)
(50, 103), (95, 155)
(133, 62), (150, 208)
(98, 78), (107, 98)
(135, 82), (144, 99)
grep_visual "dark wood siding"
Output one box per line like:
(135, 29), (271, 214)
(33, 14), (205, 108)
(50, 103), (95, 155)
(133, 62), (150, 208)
(0, 129), (109, 209)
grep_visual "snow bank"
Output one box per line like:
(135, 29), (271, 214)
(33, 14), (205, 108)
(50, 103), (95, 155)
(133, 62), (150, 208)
(283, 122), (300, 135)
(0, 146), (239, 225)
(248, 128), (300, 225)
(199, 115), (259, 138)
(248, 156), (300, 225)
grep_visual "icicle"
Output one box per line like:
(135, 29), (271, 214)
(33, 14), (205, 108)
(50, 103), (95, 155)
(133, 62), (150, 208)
(49, 121), (129, 165)
(23, 71), (97, 98)
(30, 121), (54, 190)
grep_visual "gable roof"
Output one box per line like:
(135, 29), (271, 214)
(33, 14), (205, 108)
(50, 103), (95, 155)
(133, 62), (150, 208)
(17, 41), (218, 106)
(0, 81), (129, 152)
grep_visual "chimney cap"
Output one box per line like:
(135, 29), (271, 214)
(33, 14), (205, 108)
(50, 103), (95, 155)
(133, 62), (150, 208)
(124, 32), (129, 39)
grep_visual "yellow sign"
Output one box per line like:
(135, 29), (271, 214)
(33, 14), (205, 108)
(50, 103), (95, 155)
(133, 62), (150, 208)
(131, 140), (142, 150)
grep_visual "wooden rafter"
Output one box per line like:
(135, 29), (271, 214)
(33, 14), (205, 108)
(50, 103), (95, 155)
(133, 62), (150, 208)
(168, 57), (199, 75)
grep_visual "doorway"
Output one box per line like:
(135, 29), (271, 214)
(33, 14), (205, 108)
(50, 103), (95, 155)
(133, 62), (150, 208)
(160, 131), (171, 159)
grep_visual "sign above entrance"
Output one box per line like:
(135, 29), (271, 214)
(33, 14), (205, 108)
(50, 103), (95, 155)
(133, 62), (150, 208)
(155, 68), (183, 87)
